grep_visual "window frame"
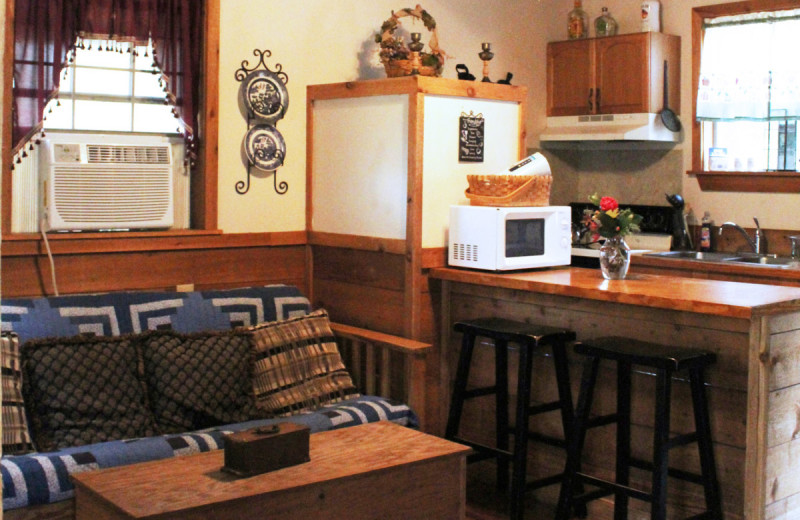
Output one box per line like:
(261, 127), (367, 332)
(690, 0), (800, 193)
(1, 0), (220, 234)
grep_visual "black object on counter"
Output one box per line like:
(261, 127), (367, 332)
(665, 193), (693, 250)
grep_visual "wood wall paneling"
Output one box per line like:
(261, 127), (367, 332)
(2, 233), (307, 298)
(311, 245), (406, 335)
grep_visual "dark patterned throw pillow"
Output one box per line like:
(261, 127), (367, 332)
(2, 332), (34, 454)
(248, 309), (359, 416)
(21, 334), (157, 452)
(138, 329), (264, 434)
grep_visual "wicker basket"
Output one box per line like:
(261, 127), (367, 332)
(382, 58), (442, 78)
(465, 174), (552, 207)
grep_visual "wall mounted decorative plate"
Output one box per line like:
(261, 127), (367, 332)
(244, 124), (286, 171)
(240, 69), (289, 124)
(234, 49), (289, 195)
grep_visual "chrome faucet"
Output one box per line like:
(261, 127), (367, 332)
(719, 218), (767, 254)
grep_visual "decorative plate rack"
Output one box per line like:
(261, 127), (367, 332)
(235, 49), (289, 195)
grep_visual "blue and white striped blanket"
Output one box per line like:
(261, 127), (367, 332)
(2, 396), (417, 511)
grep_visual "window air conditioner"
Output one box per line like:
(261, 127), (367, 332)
(39, 137), (175, 231)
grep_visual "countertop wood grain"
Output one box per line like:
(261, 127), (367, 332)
(429, 266), (800, 319)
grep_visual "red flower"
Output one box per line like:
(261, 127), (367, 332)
(599, 196), (618, 211)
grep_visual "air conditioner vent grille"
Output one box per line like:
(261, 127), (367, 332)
(87, 145), (170, 164)
(51, 166), (171, 224)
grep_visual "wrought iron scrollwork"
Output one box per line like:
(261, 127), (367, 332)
(235, 49), (289, 196)
(235, 49), (289, 85)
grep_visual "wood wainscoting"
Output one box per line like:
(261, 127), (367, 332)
(1, 231), (307, 298)
(309, 241), (443, 434)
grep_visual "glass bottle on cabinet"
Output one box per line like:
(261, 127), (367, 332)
(595, 7), (618, 37)
(567, 0), (589, 39)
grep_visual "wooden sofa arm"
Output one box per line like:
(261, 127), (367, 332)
(330, 322), (431, 429)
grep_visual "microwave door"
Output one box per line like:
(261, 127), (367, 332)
(501, 217), (546, 269)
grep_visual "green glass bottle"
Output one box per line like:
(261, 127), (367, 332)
(594, 7), (618, 37)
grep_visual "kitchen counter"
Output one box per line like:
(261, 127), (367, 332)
(430, 266), (800, 519)
(432, 266), (800, 319)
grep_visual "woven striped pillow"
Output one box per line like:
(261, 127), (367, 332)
(248, 309), (358, 416)
(2, 332), (33, 454)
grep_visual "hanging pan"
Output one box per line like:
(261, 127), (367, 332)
(660, 60), (681, 132)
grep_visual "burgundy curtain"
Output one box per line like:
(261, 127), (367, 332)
(12, 0), (203, 159)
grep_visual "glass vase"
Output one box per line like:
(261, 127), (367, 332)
(599, 236), (631, 280)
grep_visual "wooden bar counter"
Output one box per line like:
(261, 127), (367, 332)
(430, 266), (800, 520)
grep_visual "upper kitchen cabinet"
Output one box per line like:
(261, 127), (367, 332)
(547, 32), (680, 117)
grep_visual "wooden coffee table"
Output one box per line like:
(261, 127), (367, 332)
(71, 421), (471, 519)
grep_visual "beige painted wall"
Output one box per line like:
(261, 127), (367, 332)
(219, 0), (800, 236)
(217, 0), (543, 233)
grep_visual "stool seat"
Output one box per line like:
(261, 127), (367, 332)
(455, 318), (575, 345)
(447, 317), (576, 520)
(574, 336), (716, 372)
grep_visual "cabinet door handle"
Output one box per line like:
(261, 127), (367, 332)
(595, 88), (601, 112)
(588, 88), (594, 111)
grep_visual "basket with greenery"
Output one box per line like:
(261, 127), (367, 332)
(375, 5), (445, 77)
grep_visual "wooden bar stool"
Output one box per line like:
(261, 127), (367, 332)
(555, 337), (723, 520)
(445, 317), (576, 520)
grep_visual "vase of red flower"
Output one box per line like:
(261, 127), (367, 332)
(584, 193), (642, 280)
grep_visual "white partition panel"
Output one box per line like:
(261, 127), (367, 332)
(421, 95), (521, 248)
(311, 95), (408, 240)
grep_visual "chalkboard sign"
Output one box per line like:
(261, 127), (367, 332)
(459, 112), (484, 162)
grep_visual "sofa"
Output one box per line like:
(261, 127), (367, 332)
(1, 285), (430, 520)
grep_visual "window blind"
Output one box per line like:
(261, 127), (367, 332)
(696, 8), (800, 122)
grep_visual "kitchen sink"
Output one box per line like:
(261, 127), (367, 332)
(643, 251), (800, 268)
(644, 251), (744, 262)
(722, 255), (799, 267)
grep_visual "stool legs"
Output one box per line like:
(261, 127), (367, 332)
(445, 331), (476, 441)
(509, 338), (533, 520)
(552, 340), (576, 451)
(615, 360), (632, 520)
(496, 339), (510, 491)
(690, 366), (723, 518)
(556, 355), (599, 520)
(651, 368), (672, 520)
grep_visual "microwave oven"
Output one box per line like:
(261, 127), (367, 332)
(448, 205), (572, 271)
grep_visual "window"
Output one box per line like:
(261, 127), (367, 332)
(45, 38), (180, 134)
(4, 0), (219, 233)
(691, 1), (800, 192)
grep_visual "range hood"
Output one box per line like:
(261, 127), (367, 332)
(540, 113), (680, 143)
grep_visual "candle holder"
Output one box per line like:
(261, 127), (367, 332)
(408, 32), (424, 75)
(479, 42), (494, 82)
